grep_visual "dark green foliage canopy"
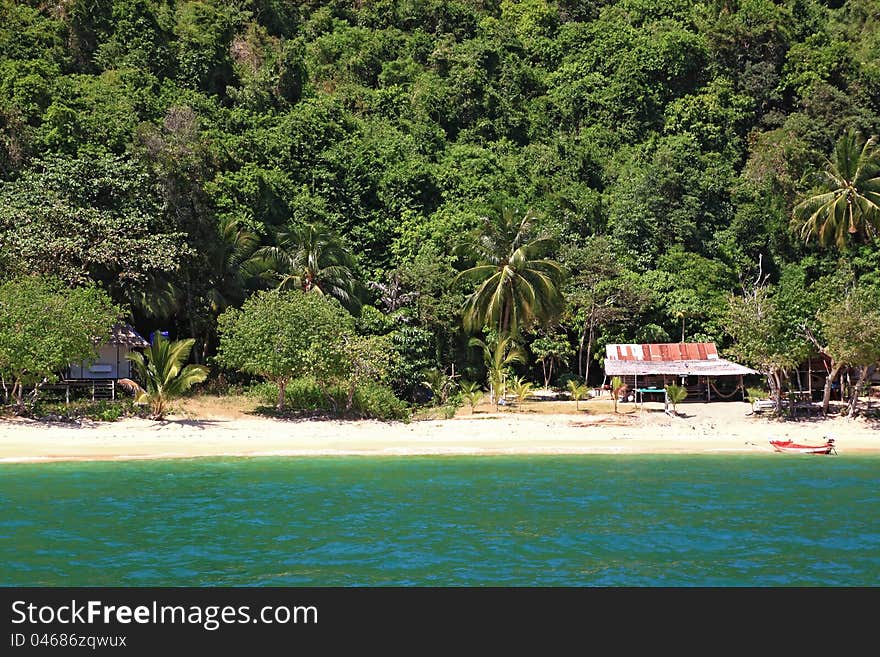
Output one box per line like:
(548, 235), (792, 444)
(0, 275), (122, 406)
(2, 0), (880, 394)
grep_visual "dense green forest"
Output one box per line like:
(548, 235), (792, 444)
(1, 0), (879, 413)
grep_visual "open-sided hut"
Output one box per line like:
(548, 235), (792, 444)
(603, 343), (757, 402)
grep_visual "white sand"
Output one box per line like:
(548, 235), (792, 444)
(0, 400), (877, 463)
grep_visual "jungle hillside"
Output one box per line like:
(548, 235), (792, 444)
(1, 0), (879, 416)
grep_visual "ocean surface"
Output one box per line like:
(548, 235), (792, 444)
(1, 455), (879, 586)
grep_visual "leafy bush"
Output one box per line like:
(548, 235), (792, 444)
(247, 379), (326, 411)
(352, 382), (411, 421)
(746, 387), (767, 401)
(555, 373), (583, 391)
(248, 378), (410, 421)
(24, 399), (140, 422)
(246, 381), (280, 403)
(216, 290), (356, 411)
(92, 403), (123, 422)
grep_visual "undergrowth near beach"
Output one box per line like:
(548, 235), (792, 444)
(2, 399), (148, 423)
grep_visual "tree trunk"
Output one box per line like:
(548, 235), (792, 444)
(184, 277), (202, 365)
(769, 369), (784, 415)
(847, 365), (875, 418)
(13, 379), (23, 412)
(584, 316), (595, 385)
(822, 363), (842, 416)
(346, 382), (356, 412)
(577, 325), (586, 379)
(577, 301), (596, 380)
(30, 377), (46, 408)
(277, 379), (287, 411)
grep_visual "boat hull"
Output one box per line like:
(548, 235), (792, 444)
(769, 440), (835, 455)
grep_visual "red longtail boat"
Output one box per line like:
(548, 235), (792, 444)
(769, 437), (836, 455)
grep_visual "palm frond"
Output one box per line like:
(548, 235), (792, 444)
(795, 129), (880, 247)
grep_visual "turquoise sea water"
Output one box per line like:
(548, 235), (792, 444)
(1, 455), (879, 586)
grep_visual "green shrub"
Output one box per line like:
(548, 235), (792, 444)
(93, 403), (123, 422)
(247, 379), (326, 410)
(248, 378), (410, 421)
(746, 387), (767, 401)
(26, 399), (138, 422)
(246, 381), (281, 404)
(555, 373), (582, 391)
(352, 382), (411, 421)
(284, 378), (329, 411)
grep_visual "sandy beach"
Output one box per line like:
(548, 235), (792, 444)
(1, 398), (878, 463)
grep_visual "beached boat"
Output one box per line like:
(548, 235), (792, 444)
(769, 438), (836, 455)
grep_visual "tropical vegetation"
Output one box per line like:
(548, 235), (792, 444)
(459, 380), (484, 414)
(665, 384), (688, 415)
(125, 333), (210, 419)
(0, 275), (121, 411)
(2, 1), (880, 419)
(469, 333), (526, 410)
(792, 130), (880, 249)
(566, 380), (588, 411)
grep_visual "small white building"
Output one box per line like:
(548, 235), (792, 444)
(67, 324), (150, 380)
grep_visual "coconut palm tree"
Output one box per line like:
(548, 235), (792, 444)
(511, 376), (534, 411)
(206, 216), (259, 314)
(792, 129), (880, 249)
(665, 383), (688, 415)
(459, 380), (484, 414)
(455, 206), (565, 337)
(247, 222), (363, 314)
(468, 334), (527, 410)
(421, 368), (456, 407)
(124, 334), (209, 420)
(566, 380), (588, 411)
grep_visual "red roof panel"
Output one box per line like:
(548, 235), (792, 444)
(606, 343), (720, 362)
(604, 343), (753, 375)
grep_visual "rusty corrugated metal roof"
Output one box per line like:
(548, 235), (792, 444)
(607, 343), (718, 362)
(604, 343), (755, 376)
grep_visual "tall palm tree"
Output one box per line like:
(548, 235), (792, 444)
(455, 206), (565, 337)
(206, 216), (259, 314)
(247, 222), (363, 314)
(124, 334), (209, 420)
(793, 129), (880, 249)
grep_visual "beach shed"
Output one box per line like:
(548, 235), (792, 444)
(67, 323), (150, 381)
(603, 343), (757, 402)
